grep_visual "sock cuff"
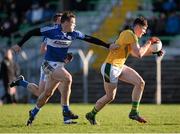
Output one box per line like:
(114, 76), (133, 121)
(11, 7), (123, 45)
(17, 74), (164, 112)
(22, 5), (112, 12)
(63, 105), (70, 112)
(132, 101), (140, 106)
(92, 107), (98, 113)
(35, 105), (40, 110)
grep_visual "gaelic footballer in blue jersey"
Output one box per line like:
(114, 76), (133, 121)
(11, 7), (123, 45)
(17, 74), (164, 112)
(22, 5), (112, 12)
(11, 11), (113, 126)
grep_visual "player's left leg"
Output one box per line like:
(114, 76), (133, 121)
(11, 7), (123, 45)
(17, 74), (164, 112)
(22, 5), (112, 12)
(9, 75), (27, 88)
(119, 65), (147, 123)
(9, 75), (40, 97)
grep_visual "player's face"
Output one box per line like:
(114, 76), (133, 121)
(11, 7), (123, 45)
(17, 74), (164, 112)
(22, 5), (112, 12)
(66, 17), (76, 32)
(55, 17), (61, 24)
(135, 25), (147, 38)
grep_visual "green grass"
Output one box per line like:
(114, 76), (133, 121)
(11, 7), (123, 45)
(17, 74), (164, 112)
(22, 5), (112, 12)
(0, 104), (180, 133)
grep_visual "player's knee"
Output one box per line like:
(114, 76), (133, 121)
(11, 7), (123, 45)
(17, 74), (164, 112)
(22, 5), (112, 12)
(139, 79), (145, 90)
(44, 90), (53, 98)
(106, 94), (115, 102)
(64, 74), (72, 84)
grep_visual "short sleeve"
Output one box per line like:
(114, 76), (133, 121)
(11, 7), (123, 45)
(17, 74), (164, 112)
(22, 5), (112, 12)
(40, 25), (59, 37)
(42, 37), (47, 44)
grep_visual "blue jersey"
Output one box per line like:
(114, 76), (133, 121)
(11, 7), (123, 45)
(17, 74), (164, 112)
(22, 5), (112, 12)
(40, 24), (85, 62)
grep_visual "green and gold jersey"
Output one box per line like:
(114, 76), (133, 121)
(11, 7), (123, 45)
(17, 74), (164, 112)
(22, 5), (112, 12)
(105, 29), (138, 67)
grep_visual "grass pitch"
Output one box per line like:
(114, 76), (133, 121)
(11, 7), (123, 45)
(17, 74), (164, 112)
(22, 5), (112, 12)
(0, 104), (179, 133)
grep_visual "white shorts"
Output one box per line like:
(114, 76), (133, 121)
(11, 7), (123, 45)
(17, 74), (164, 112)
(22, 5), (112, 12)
(101, 63), (123, 84)
(40, 66), (46, 81)
(40, 60), (65, 81)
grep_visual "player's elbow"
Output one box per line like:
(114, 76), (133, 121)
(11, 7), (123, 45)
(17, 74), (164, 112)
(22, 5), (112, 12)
(138, 54), (143, 58)
(137, 51), (144, 58)
(131, 50), (143, 58)
(133, 52), (143, 58)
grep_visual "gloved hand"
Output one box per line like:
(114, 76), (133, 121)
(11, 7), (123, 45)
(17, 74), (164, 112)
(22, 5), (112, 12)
(152, 49), (164, 57)
(64, 53), (73, 64)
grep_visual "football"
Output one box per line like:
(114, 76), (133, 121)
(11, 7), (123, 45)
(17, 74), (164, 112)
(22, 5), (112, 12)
(149, 37), (162, 52)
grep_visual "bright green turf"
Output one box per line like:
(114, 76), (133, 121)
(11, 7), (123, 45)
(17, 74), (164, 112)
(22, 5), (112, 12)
(0, 104), (179, 133)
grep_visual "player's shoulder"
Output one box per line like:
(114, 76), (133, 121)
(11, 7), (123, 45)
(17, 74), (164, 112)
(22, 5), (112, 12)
(121, 29), (134, 36)
(71, 30), (84, 37)
(120, 29), (136, 40)
(72, 30), (82, 34)
(40, 24), (59, 32)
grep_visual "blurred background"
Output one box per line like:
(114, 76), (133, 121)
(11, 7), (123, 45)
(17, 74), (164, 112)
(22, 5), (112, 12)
(0, 0), (180, 104)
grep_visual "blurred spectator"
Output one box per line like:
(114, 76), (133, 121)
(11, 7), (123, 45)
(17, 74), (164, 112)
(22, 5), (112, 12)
(42, 3), (54, 21)
(0, 49), (20, 104)
(150, 13), (166, 36)
(26, 3), (44, 24)
(0, 0), (57, 36)
(165, 12), (180, 35)
(162, 0), (176, 13)
(126, 0), (180, 37)
(153, 0), (164, 12)
(26, 2), (54, 24)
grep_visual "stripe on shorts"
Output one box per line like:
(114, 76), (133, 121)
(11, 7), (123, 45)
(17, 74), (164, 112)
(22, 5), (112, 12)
(104, 63), (111, 82)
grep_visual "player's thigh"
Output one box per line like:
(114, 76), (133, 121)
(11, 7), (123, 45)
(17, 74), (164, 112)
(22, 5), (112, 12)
(38, 80), (46, 94)
(104, 81), (117, 97)
(57, 82), (63, 93)
(119, 65), (144, 85)
(52, 67), (72, 82)
(44, 76), (60, 95)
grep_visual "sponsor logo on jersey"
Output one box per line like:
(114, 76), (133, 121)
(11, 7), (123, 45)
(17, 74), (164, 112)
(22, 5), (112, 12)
(47, 38), (72, 48)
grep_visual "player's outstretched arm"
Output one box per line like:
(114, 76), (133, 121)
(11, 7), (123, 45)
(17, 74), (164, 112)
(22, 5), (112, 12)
(17, 28), (41, 47)
(81, 35), (110, 48)
(11, 28), (41, 53)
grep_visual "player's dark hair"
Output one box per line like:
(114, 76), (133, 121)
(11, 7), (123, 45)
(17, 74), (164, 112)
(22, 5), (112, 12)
(133, 16), (148, 27)
(61, 11), (76, 23)
(53, 12), (62, 22)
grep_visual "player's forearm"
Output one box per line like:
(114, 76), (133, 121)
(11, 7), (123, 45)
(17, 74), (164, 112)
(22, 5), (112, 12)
(139, 41), (151, 57)
(17, 28), (41, 47)
(143, 48), (153, 56)
(82, 35), (109, 48)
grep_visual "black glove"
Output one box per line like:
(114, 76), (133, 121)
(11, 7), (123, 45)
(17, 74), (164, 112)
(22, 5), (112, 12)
(64, 53), (73, 64)
(153, 50), (163, 57)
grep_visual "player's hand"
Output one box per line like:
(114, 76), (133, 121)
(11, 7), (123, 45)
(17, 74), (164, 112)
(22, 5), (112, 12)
(11, 44), (21, 53)
(153, 49), (164, 57)
(148, 37), (160, 44)
(109, 43), (119, 50)
(64, 53), (73, 64)
(146, 40), (152, 45)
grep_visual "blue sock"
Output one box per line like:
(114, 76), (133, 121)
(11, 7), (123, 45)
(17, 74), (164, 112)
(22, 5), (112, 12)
(63, 105), (70, 113)
(19, 80), (28, 88)
(31, 106), (40, 117)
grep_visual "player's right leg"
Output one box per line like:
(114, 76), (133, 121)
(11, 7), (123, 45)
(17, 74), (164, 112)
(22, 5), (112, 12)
(27, 73), (59, 126)
(26, 72), (47, 125)
(86, 63), (119, 125)
(38, 66), (47, 94)
(38, 80), (46, 94)
(86, 82), (117, 125)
